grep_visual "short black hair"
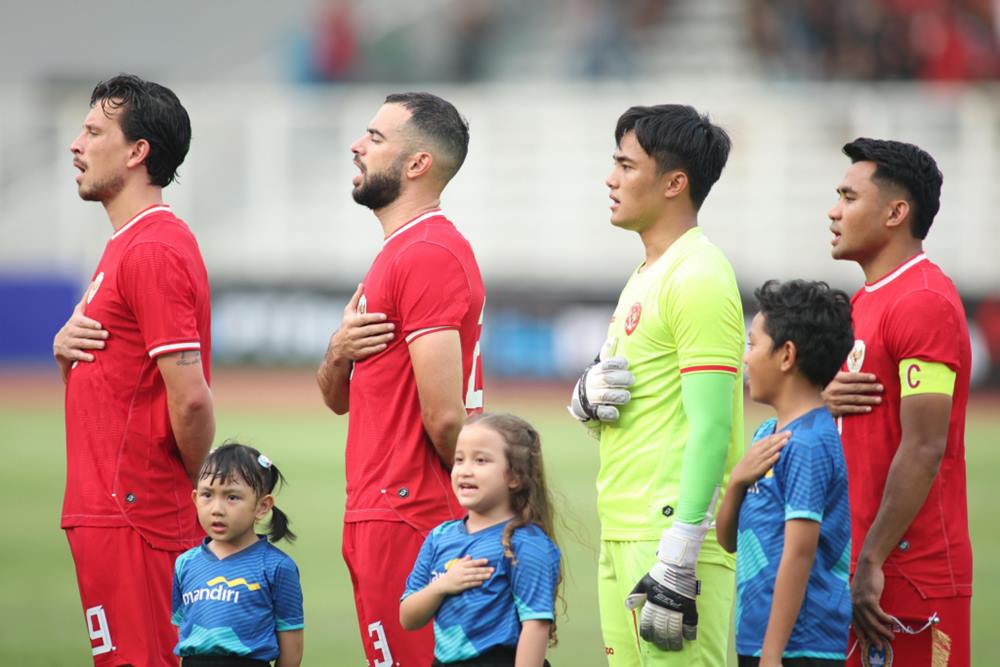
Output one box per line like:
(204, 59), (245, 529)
(754, 279), (854, 388)
(385, 92), (469, 183)
(90, 74), (191, 188)
(842, 138), (942, 240)
(198, 442), (296, 543)
(614, 104), (731, 209)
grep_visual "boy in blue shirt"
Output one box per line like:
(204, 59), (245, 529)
(716, 280), (854, 667)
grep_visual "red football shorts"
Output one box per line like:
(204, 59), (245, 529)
(343, 520), (434, 667)
(848, 575), (970, 667)
(66, 526), (189, 667)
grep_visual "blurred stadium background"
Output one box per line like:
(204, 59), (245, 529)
(1, 0), (998, 664)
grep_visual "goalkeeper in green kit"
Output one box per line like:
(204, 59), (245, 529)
(569, 104), (767, 666)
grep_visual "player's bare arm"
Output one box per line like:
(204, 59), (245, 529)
(758, 519), (821, 667)
(317, 283), (395, 414)
(157, 349), (215, 483)
(716, 431), (790, 553)
(514, 619), (551, 667)
(53, 282), (108, 382)
(275, 629), (304, 667)
(409, 328), (466, 465)
(822, 371), (883, 417)
(400, 556), (493, 630)
(852, 391), (951, 648)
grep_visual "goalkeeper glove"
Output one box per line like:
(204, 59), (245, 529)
(567, 356), (635, 423)
(625, 491), (717, 651)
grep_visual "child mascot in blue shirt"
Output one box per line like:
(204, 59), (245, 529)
(172, 443), (304, 667)
(716, 280), (855, 667)
(401, 413), (562, 667)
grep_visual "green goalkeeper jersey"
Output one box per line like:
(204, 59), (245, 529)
(597, 227), (743, 568)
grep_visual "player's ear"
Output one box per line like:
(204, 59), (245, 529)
(661, 169), (688, 201)
(256, 494), (275, 520)
(191, 488), (198, 504)
(885, 198), (910, 231)
(126, 138), (151, 170)
(405, 151), (434, 180)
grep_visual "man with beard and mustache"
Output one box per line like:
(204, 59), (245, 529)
(53, 74), (214, 666)
(317, 92), (485, 665)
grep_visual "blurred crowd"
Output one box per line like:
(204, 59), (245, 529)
(296, 0), (671, 83)
(748, 0), (1000, 80)
(297, 0), (1000, 83)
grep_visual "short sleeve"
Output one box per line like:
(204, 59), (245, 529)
(391, 243), (471, 344)
(402, 530), (437, 600)
(883, 291), (962, 372)
(510, 531), (559, 622)
(663, 255), (743, 376)
(272, 557), (304, 631)
(778, 436), (834, 523)
(171, 567), (184, 626)
(117, 241), (201, 359)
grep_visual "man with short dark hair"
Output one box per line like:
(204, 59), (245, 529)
(317, 92), (485, 665)
(824, 138), (972, 667)
(568, 104), (752, 666)
(55, 74), (214, 667)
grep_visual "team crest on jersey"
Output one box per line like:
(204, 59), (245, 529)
(861, 642), (893, 667)
(86, 272), (104, 304)
(847, 339), (866, 372)
(624, 302), (642, 336)
(358, 294), (368, 315)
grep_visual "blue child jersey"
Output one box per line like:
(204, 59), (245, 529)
(172, 536), (304, 660)
(403, 518), (560, 663)
(735, 407), (851, 659)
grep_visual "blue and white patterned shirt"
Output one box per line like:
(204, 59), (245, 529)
(403, 518), (559, 663)
(172, 536), (303, 660)
(735, 408), (851, 659)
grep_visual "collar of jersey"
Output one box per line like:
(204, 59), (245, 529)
(200, 534), (268, 561)
(383, 208), (443, 246)
(462, 516), (512, 536)
(110, 204), (171, 241)
(863, 253), (927, 293)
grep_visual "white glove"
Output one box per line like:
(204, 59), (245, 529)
(625, 491), (718, 651)
(567, 355), (635, 423)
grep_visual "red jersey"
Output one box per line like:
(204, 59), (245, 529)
(344, 209), (485, 532)
(62, 204), (211, 551)
(841, 253), (971, 598)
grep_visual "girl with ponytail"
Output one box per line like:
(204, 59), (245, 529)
(172, 442), (304, 667)
(401, 413), (562, 667)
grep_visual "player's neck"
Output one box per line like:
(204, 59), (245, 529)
(860, 239), (923, 285)
(637, 213), (696, 268)
(771, 378), (825, 431)
(103, 183), (164, 233)
(375, 191), (441, 238)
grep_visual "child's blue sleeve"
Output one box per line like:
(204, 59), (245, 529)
(401, 529), (437, 601)
(779, 435), (834, 523)
(273, 557), (304, 632)
(510, 531), (559, 622)
(171, 567), (184, 626)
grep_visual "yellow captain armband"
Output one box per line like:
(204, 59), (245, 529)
(898, 358), (956, 397)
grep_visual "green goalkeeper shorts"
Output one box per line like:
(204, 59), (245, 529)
(598, 540), (734, 666)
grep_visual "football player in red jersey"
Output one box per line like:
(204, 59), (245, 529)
(823, 139), (971, 667)
(54, 75), (214, 666)
(317, 92), (485, 666)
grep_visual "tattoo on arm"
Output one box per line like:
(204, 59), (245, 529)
(175, 350), (201, 366)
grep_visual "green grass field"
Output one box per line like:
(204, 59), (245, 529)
(1, 372), (997, 665)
